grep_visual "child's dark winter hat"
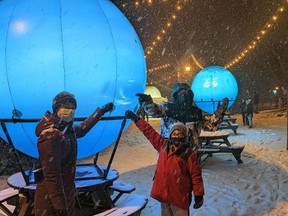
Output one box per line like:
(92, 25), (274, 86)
(52, 91), (77, 113)
(169, 122), (187, 138)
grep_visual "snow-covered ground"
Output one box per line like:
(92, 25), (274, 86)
(1, 109), (287, 216)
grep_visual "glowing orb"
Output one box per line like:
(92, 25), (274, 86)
(0, 0), (146, 159)
(144, 86), (168, 103)
(191, 66), (238, 114)
(145, 86), (162, 98)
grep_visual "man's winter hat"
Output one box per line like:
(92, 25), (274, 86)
(169, 122), (187, 138)
(172, 83), (194, 102)
(52, 91), (77, 113)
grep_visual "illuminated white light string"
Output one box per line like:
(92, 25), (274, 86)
(119, 1), (183, 59)
(225, 1), (287, 68)
(142, 1), (189, 58)
(143, 1), (287, 73)
(118, 0), (189, 75)
(148, 53), (204, 76)
(147, 63), (170, 76)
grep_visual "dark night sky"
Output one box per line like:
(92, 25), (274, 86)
(112, 0), (288, 103)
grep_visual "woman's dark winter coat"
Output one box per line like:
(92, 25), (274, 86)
(34, 108), (103, 216)
(135, 118), (204, 211)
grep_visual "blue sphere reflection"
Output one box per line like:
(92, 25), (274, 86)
(0, 0), (146, 159)
(191, 66), (238, 114)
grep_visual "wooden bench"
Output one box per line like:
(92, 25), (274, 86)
(222, 117), (237, 123)
(76, 180), (137, 212)
(219, 123), (239, 134)
(0, 188), (18, 215)
(109, 180), (136, 203)
(94, 193), (148, 216)
(197, 148), (221, 163)
(198, 131), (244, 163)
(199, 131), (231, 146)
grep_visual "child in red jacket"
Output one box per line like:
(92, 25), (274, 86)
(125, 110), (204, 216)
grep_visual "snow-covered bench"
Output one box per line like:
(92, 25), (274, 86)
(94, 193), (148, 216)
(0, 188), (18, 215)
(109, 180), (136, 203)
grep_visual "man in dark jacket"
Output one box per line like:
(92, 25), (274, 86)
(125, 110), (204, 216)
(34, 91), (114, 216)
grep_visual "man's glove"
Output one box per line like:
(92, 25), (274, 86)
(193, 196), (204, 209)
(222, 97), (229, 110)
(56, 209), (68, 216)
(101, 102), (115, 114)
(136, 93), (153, 106)
(214, 97), (229, 119)
(125, 110), (140, 122)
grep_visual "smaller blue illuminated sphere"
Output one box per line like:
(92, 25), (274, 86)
(191, 66), (238, 114)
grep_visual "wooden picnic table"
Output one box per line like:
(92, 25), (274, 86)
(219, 114), (239, 134)
(2, 164), (147, 216)
(198, 130), (244, 163)
(5, 164), (119, 215)
(219, 122), (239, 134)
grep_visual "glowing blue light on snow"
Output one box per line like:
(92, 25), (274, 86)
(191, 66), (238, 114)
(0, 0), (146, 159)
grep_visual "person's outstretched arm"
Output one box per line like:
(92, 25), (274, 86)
(74, 102), (115, 138)
(125, 110), (166, 152)
(136, 93), (167, 118)
(202, 97), (229, 131)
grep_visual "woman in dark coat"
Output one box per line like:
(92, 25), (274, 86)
(34, 91), (114, 216)
(125, 110), (204, 216)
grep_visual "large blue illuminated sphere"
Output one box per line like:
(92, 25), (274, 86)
(191, 66), (238, 114)
(0, 0), (146, 159)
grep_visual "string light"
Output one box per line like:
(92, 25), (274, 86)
(148, 53), (205, 81)
(150, 0), (287, 73)
(121, 0), (287, 74)
(152, 2), (286, 74)
(225, 1), (287, 68)
(147, 63), (171, 75)
(144, 1), (190, 58)
(120, 1), (184, 64)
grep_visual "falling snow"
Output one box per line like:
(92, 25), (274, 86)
(112, 0), (288, 102)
